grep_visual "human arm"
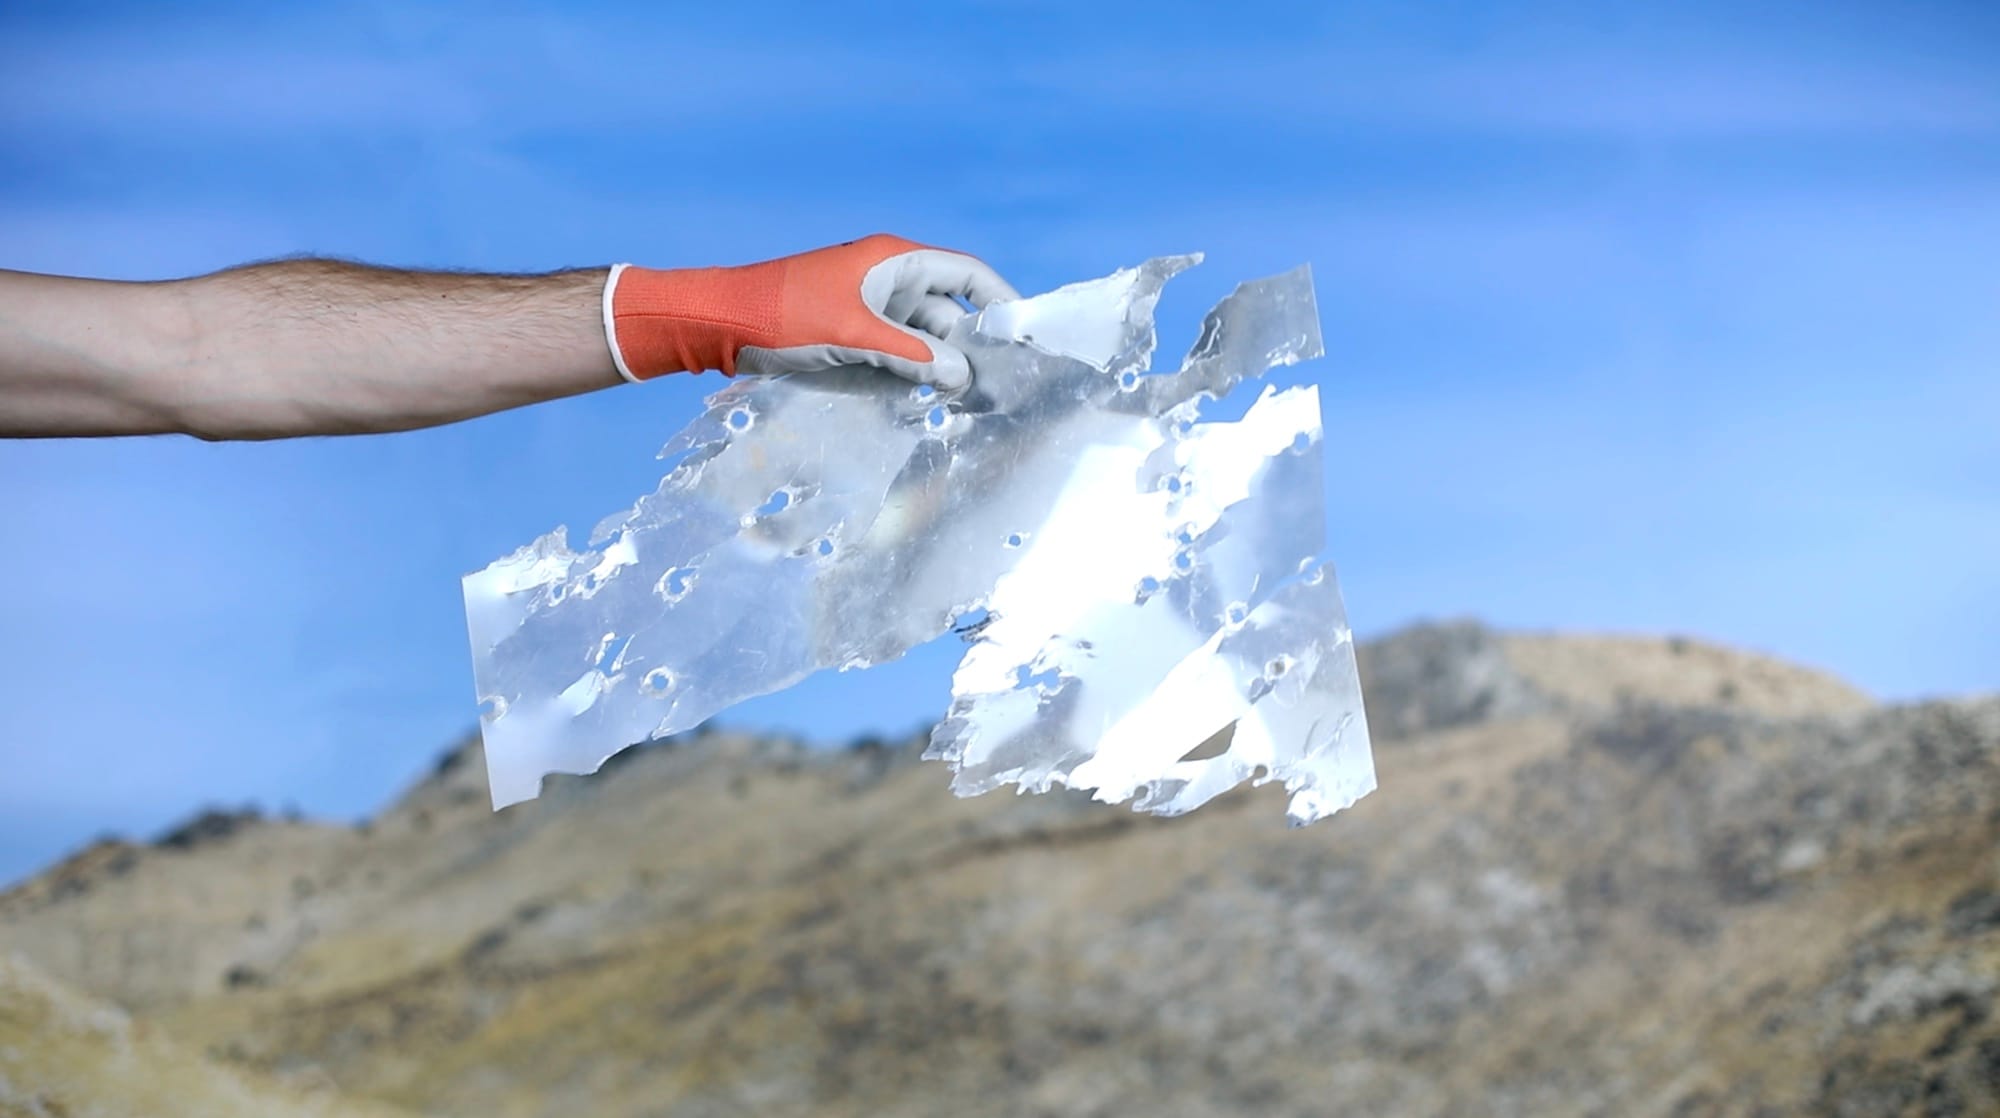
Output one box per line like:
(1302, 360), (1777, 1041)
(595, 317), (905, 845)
(0, 262), (617, 440)
(0, 235), (1016, 441)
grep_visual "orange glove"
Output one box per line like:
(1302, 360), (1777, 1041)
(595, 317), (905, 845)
(603, 234), (1018, 391)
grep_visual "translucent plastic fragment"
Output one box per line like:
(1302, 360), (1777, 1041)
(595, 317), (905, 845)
(464, 255), (1375, 823)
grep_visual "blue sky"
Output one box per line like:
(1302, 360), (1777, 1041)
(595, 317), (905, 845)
(2, 0), (1996, 886)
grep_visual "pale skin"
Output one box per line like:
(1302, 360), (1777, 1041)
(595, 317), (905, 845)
(1, 262), (621, 440)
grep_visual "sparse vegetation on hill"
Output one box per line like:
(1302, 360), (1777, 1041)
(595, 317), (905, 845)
(2, 625), (1992, 1117)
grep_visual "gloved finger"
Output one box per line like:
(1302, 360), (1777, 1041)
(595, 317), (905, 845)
(880, 260), (935, 326)
(875, 319), (972, 390)
(899, 343), (972, 391)
(868, 245), (1016, 324)
(906, 293), (969, 340)
(737, 332), (973, 391)
(818, 339), (971, 391)
(903, 248), (1021, 308)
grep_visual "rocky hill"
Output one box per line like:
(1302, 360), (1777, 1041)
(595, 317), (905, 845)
(2, 624), (1995, 1117)
(0, 951), (412, 1118)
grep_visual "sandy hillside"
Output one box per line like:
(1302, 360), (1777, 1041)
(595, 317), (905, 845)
(2, 623), (1993, 1117)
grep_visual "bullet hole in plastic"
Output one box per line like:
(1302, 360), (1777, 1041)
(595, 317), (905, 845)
(1004, 532), (1026, 548)
(728, 408), (753, 432)
(814, 537), (835, 558)
(478, 696), (506, 719)
(594, 633), (634, 672)
(1226, 602), (1247, 625)
(1136, 575), (1162, 602)
(659, 566), (697, 600)
(1164, 476), (1183, 494)
(952, 606), (992, 641)
(755, 489), (792, 517)
(1174, 551), (1193, 573)
(926, 405), (949, 430)
(914, 383), (936, 401)
(642, 668), (674, 694)
(1010, 663), (1061, 691)
(1120, 370), (1139, 389)
(1289, 432), (1312, 453)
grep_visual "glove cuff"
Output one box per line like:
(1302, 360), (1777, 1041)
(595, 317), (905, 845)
(603, 261), (785, 382)
(601, 264), (639, 383)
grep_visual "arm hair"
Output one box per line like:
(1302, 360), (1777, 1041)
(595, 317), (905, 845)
(0, 259), (621, 440)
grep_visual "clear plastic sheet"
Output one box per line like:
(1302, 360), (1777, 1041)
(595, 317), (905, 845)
(464, 256), (1374, 823)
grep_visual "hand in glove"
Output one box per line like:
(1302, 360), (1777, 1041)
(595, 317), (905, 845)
(604, 233), (1018, 391)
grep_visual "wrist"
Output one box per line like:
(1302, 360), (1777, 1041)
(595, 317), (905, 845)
(603, 260), (785, 381)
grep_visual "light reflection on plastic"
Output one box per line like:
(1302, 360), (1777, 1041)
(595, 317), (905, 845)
(463, 255), (1375, 824)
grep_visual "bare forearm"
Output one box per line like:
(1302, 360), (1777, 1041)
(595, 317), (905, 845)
(0, 261), (620, 439)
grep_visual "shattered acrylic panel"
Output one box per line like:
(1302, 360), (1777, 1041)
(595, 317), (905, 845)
(463, 255), (1375, 823)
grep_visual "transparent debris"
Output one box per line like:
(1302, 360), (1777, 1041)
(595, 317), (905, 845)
(464, 255), (1375, 823)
